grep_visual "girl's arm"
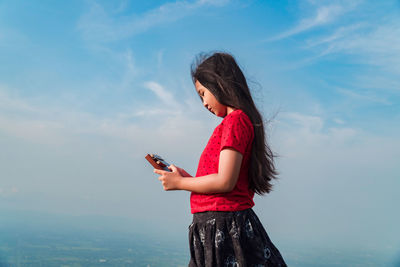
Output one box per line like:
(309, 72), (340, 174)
(154, 148), (243, 193)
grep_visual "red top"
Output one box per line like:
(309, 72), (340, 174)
(190, 109), (255, 214)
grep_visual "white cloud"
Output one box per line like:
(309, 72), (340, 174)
(78, 0), (231, 43)
(198, 0), (229, 5)
(144, 81), (179, 108)
(266, 1), (400, 108)
(0, 82), (209, 155)
(333, 118), (345, 124)
(352, 73), (400, 94)
(0, 87), (41, 114)
(273, 111), (398, 180)
(303, 23), (365, 48)
(0, 26), (29, 48)
(157, 49), (164, 69)
(131, 108), (179, 118)
(114, 0), (129, 14)
(0, 115), (67, 145)
(119, 49), (138, 89)
(125, 49), (135, 75)
(268, 1), (361, 41)
(2, 84), (399, 247)
(336, 88), (392, 106)
(277, 1), (400, 76)
(279, 112), (324, 133)
(264, 111), (400, 245)
(308, 18), (400, 74)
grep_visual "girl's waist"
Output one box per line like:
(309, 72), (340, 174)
(192, 208), (255, 223)
(190, 192), (254, 214)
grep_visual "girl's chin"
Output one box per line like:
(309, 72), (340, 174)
(206, 108), (224, 117)
(215, 112), (225, 118)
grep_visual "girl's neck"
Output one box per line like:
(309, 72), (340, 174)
(227, 106), (237, 115)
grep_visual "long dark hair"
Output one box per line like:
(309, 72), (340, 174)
(191, 52), (277, 195)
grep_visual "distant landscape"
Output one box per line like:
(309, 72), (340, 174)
(0, 210), (189, 266)
(1, 210), (399, 267)
(0, 226), (188, 266)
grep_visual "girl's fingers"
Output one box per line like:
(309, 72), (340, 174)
(154, 169), (165, 175)
(168, 164), (178, 172)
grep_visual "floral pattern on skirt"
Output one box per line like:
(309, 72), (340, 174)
(188, 209), (287, 267)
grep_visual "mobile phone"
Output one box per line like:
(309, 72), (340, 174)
(145, 154), (171, 172)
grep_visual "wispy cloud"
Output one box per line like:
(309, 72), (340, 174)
(303, 23), (365, 48)
(78, 0), (230, 43)
(280, 112), (324, 133)
(265, 1), (400, 108)
(268, 1), (361, 41)
(267, 110), (400, 244)
(0, 87), (41, 114)
(144, 81), (179, 108)
(351, 73), (400, 94)
(308, 17), (400, 74)
(274, 1), (400, 75)
(120, 49), (138, 89)
(0, 83), (207, 150)
(0, 26), (28, 48)
(336, 88), (392, 106)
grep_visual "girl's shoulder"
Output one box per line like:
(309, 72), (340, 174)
(221, 109), (253, 134)
(223, 109), (252, 125)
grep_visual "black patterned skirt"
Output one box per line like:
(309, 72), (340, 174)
(188, 208), (287, 267)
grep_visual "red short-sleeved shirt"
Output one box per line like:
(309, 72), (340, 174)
(190, 109), (255, 214)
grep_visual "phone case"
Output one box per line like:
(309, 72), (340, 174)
(145, 154), (171, 172)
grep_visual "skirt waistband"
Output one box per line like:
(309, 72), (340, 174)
(192, 208), (254, 223)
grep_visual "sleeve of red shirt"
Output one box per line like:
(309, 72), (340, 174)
(220, 112), (253, 156)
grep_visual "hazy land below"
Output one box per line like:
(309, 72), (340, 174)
(0, 210), (399, 267)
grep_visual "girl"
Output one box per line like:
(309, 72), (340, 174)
(154, 52), (287, 267)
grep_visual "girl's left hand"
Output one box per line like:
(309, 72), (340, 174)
(154, 164), (183, 191)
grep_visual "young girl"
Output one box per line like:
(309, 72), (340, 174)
(154, 52), (287, 267)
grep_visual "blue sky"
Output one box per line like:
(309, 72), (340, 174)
(1, 0), (400, 259)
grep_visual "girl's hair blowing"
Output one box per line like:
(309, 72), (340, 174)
(191, 52), (278, 195)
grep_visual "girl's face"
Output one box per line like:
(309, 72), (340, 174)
(195, 80), (233, 117)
